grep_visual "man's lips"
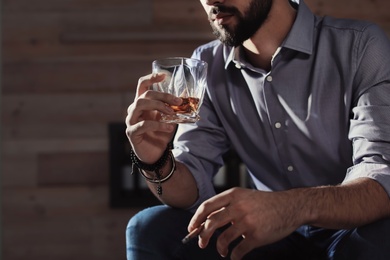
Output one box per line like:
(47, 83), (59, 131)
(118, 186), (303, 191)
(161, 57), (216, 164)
(211, 13), (234, 25)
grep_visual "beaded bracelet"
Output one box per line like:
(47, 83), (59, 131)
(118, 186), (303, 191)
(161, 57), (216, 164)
(130, 145), (170, 172)
(140, 152), (176, 195)
(130, 144), (174, 196)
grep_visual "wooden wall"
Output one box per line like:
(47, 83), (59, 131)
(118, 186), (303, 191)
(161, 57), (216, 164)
(1, 0), (389, 259)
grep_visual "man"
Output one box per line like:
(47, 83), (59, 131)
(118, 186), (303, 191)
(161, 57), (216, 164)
(125, 0), (390, 259)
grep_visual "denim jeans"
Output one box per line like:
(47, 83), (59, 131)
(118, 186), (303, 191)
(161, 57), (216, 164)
(126, 205), (390, 260)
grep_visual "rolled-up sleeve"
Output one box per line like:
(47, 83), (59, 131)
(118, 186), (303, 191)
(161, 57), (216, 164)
(343, 24), (390, 195)
(344, 87), (390, 194)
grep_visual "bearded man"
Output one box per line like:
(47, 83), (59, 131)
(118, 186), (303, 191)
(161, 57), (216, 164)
(125, 0), (390, 259)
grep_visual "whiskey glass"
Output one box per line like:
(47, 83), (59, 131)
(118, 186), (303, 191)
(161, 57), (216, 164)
(152, 57), (208, 124)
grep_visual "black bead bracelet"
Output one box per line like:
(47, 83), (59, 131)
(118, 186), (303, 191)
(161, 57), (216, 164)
(130, 145), (171, 173)
(130, 143), (174, 196)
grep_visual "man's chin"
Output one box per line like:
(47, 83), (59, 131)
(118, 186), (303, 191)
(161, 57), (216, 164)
(212, 28), (236, 46)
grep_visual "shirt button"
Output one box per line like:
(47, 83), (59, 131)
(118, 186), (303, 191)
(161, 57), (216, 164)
(275, 122), (282, 129)
(266, 75), (273, 82)
(235, 63), (242, 69)
(287, 166), (294, 172)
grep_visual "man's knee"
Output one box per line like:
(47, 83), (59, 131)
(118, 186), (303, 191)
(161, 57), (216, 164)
(126, 206), (161, 240)
(126, 206), (160, 254)
(127, 206), (187, 242)
(126, 205), (193, 253)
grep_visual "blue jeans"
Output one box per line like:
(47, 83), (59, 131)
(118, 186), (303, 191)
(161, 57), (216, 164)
(126, 205), (390, 259)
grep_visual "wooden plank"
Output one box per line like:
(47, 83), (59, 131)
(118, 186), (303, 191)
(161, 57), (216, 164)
(1, 123), (109, 140)
(1, 94), (123, 125)
(3, 0), (150, 13)
(2, 139), (108, 155)
(37, 152), (109, 185)
(1, 154), (38, 188)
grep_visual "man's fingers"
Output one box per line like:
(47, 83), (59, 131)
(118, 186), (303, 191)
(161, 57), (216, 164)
(141, 90), (182, 108)
(136, 73), (165, 98)
(197, 208), (230, 249)
(188, 189), (236, 232)
(130, 98), (172, 119)
(197, 219), (213, 249)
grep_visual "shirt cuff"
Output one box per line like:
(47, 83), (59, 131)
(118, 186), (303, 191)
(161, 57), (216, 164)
(343, 163), (390, 197)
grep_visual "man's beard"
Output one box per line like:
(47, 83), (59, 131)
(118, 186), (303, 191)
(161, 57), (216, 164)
(209, 0), (272, 47)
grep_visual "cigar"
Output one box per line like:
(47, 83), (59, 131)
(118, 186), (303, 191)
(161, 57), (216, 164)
(181, 222), (205, 244)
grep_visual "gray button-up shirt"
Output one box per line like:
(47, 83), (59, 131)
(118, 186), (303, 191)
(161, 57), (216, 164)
(173, 0), (390, 210)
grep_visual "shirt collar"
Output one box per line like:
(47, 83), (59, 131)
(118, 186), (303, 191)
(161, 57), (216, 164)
(225, 0), (315, 70)
(283, 0), (314, 55)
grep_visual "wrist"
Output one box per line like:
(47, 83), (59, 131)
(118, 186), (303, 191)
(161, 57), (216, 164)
(130, 145), (171, 173)
(131, 149), (176, 196)
(140, 152), (175, 182)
